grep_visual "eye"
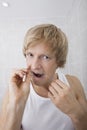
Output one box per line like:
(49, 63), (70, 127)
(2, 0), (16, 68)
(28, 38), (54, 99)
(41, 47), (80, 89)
(26, 52), (33, 58)
(42, 55), (50, 60)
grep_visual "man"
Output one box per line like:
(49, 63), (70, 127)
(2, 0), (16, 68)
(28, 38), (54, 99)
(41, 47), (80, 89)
(0, 24), (87, 130)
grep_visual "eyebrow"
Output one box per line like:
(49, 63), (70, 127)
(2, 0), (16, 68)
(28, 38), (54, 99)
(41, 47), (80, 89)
(26, 50), (55, 58)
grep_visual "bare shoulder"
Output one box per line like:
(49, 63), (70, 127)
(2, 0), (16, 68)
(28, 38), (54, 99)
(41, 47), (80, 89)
(65, 74), (83, 87)
(66, 74), (81, 82)
(65, 74), (87, 100)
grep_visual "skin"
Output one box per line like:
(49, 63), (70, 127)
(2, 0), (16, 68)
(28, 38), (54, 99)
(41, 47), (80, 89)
(0, 43), (87, 130)
(25, 43), (58, 97)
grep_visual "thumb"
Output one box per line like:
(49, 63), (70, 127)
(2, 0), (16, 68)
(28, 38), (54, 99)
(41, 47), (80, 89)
(22, 71), (31, 95)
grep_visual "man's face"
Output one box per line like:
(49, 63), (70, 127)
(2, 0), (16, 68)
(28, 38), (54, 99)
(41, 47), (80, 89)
(26, 42), (58, 87)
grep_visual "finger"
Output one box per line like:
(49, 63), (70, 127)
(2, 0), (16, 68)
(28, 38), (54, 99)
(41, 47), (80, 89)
(22, 75), (26, 82)
(56, 79), (69, 89)
(49, 85), (58, 97)
(23, 67), (31, 83)
(51, 81), (63, 94)
(11, 69), (27, 79)
(17, 68), (30, 78)
(48, 91), (55, 101)
(9, 69), (29, 88)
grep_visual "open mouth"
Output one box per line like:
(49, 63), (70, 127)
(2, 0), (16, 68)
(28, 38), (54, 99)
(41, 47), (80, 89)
(31, 72), (44, 78)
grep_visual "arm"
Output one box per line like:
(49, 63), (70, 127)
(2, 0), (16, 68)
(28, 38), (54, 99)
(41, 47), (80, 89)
(66, 75), (87, 130)
(0, 92), (25, 130)
(48, 75), (87, 130)
(0, 68), (31, 130)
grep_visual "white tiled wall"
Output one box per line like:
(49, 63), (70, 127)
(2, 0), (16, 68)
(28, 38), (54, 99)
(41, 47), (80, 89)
(65, 0), (87, 93)
(0, 0), (87, 105)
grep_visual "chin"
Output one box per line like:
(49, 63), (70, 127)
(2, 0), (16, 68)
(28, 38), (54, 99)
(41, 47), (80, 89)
(33, 80), (49, 87)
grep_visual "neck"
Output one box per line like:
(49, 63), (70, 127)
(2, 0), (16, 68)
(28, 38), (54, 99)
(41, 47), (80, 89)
(32, 73), (58, 98)
(33, 85), (49, 98)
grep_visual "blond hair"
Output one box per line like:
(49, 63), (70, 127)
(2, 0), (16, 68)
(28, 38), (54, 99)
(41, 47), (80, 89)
(23, 24), (68, 67)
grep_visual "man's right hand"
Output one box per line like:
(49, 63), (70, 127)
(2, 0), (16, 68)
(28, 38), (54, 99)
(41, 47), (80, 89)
(8, 68), (31, 104)
(0, 68), (31, 130)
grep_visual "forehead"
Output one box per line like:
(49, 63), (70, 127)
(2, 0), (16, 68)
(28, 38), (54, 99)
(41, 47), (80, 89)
(26, 42), (53, 55)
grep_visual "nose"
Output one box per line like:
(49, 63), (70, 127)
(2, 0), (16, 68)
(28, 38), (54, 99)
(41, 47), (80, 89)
(27, 57), (41, 70)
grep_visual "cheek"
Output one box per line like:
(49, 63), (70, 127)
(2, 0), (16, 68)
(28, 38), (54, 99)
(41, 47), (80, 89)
(26, 59), (31, 67)
(50, 61), (58, 69)
(46, 63), (57, 74)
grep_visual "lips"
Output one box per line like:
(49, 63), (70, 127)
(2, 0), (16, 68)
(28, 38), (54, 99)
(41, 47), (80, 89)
(31, 71), (44, 78)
